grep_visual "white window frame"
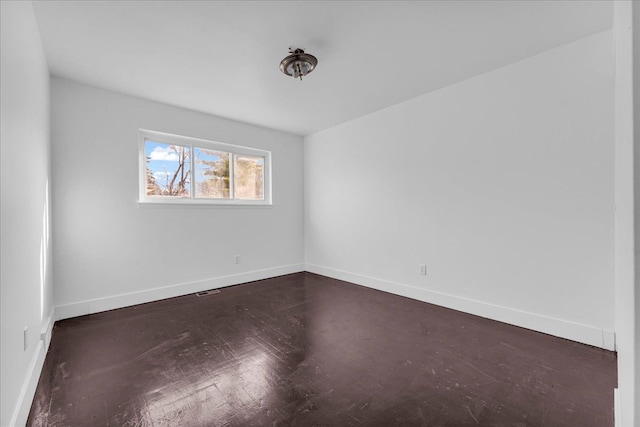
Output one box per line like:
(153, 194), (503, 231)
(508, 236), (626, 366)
(138, 129), (272, 205)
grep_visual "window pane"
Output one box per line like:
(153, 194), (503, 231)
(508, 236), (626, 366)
(234, 155), (264, 200)
(145, 141), (190, 197)
(194, 147), (230, 199)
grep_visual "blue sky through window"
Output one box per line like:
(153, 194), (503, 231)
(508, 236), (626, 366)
(145, 140), (190, 195)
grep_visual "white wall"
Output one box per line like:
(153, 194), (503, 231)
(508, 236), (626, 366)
(305, 31), (615, 350)
(631, 1), (640, 424)
(1, 2), (54, 426)
(51, 78), (304, 319)
(635, 2), (640, 422)
(613, 2), (636, 426)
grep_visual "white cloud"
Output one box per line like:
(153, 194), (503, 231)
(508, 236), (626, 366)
(153, 171), (171, 180)
(149, 146), (179, 161)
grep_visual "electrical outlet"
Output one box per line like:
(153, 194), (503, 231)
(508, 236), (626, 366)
(23, 326), (28, 351)
(234, 255), (240, 264)
(419, 264), (427, 276)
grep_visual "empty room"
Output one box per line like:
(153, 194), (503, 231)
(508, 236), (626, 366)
(1, 1), (638, 426)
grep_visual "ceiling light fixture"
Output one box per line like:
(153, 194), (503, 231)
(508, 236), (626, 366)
(279, 48), (318, 81)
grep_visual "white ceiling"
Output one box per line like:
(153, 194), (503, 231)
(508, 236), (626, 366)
(32, 1), (612, 136)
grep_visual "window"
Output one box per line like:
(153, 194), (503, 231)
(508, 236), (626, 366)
(139, 129), (271, 205)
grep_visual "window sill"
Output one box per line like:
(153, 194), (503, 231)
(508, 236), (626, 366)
(137, 199), (272, 208)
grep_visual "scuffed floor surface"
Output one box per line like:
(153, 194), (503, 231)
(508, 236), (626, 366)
(28, 272), (616, 426)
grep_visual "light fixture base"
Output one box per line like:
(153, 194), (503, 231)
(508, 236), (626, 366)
(279, 47), (318, 80)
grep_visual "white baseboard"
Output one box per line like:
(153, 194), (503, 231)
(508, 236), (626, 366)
(9, 311), (55, 427)
(39, 312), (54, 350)
(306, 263), (615, 350)
(55, 264), (305, 321)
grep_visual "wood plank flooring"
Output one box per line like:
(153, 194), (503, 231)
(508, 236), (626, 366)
(28, 272), (617, 426)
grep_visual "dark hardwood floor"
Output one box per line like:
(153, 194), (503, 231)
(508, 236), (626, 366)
(28, 272), (617, 426)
